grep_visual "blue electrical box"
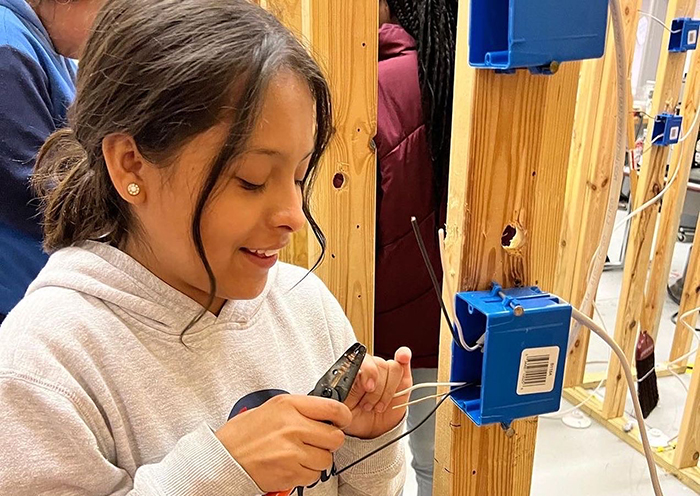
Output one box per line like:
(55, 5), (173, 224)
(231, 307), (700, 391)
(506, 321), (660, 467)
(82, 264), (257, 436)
(469, 0), (608, 73)
(449, 285), (571, 427)
(669, 18), (700, 52)
(652, 113), (683, 146)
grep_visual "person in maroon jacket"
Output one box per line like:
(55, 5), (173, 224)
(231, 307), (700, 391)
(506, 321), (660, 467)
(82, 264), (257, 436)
(375, 0), (457, 494)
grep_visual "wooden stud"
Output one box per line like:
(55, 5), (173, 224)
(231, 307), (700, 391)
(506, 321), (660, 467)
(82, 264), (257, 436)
(670, 213), (700, 365)
(675, 346), (700, 468)
(264, 0), (378, 350)
(433, 4), (581, 495)
(641, 46), (700, 342)
(556, 1), (642, 388)
(602, 0), (696, 420)
(563, 386), (700, 492)
(304, 0), (377, 351)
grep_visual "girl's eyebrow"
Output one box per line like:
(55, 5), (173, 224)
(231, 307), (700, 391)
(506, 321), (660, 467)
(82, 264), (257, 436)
(247, 148), (315, 162)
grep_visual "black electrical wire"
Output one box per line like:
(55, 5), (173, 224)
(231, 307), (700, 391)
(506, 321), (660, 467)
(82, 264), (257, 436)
(334, 382), (474, 476)
(410, 217), (462, 343)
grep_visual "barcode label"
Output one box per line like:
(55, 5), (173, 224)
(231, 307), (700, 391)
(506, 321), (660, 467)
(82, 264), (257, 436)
(670, 126), (680, 141)
(688, 29), (697, 46)
(516, 346), (559, 395)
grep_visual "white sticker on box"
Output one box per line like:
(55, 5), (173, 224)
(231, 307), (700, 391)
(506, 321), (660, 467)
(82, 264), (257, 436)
(516, 346), (559, 395)
(670, 126), (680, 141)
(688, 29), (697, 46)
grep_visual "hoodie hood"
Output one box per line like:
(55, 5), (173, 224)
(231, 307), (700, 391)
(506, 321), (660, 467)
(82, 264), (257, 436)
(26, 242), (278, 335)
(0, 0), (54, 50)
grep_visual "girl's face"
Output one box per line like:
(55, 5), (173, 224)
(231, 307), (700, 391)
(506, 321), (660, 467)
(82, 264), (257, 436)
(105, 71), (316, 313)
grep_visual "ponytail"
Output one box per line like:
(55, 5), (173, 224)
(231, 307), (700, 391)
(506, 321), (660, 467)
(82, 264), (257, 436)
(32, 128), (132, 251)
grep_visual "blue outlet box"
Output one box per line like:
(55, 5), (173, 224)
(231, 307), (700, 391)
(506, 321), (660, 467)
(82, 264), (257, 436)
(469, 0), (608, 72)
(652, 113), (683, 146)
(669, 18), (700, 52)
(449, 285), (571, 427)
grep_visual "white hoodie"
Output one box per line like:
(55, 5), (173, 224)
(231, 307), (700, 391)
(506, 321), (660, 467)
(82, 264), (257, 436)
(0, 242), (405, 495)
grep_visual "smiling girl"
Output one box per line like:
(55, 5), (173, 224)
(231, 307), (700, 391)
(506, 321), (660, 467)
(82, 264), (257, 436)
(0, 1), (410, 494)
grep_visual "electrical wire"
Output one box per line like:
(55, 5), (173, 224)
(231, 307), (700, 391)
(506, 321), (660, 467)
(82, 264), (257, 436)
(541, 302), (610, 419)
(573, 0), (630, 347)
(333, 383), (474, 477)
(437, 228), (484, 352)
(636, 305), (700, 384)
(637, 11), (683, 33)
(569, 306), (665, 496)
(393, 382), (467, 398)
(411, 217), (479, 351)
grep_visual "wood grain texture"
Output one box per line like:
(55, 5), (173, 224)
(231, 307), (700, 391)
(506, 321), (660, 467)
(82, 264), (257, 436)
(262, 1), (377, 349)
(670, 213), (700, 364)
(304, 0), (377, 351)
(563, 387), (700, 492)
(556, 1), (642, 388)
(433, 2), (580, 494)
(675, 345), (700, 468)
(641, 47), (700, 342)
(603, 0), (696, 420)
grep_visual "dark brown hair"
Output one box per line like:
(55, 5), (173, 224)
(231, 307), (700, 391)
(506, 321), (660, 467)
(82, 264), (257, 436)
(33, 0), (332, 320)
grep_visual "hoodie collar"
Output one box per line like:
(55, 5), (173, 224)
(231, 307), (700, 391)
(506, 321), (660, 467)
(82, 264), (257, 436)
(26, 242), (278, 335)
(379, 23), (417, 61)
(1, 0), (56, 53)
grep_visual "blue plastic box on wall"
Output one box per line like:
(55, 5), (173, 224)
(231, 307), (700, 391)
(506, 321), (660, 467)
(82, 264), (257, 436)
(449, 285), (572, 427)
(669, 18), (700, 52)
(469, 0), (609, 72)
(652, 113), (683, 146)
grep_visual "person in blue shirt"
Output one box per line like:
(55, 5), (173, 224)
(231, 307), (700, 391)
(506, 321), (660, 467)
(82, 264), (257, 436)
(0, 0), (103, 322)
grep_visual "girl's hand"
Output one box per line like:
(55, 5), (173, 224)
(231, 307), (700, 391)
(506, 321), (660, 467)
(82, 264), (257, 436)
(343, 347), (412, 439)
(216, 395), (352, 492)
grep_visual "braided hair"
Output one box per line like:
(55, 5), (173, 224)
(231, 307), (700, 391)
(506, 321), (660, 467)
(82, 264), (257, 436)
(386, 0), (458, 194)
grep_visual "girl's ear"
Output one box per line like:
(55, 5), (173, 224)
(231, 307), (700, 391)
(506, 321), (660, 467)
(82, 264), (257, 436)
(103, 133), (149, 205)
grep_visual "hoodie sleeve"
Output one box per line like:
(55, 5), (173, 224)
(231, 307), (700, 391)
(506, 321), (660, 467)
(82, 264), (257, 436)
(318, 282), (406, 496)
(0, 45), (56, 238)
(0, 372), (263, 496)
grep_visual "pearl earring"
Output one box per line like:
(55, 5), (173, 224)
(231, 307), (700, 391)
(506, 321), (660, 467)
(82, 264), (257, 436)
(127, 183), (141, 196)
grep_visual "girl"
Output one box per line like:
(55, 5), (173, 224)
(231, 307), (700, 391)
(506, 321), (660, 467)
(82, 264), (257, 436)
(0, 0), (103, 323)
(374, 1), (457, 495)
(0, 1), (411, 494)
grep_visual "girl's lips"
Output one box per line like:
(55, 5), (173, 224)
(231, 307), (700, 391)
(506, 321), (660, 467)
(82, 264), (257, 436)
(241, 248), (279, 269)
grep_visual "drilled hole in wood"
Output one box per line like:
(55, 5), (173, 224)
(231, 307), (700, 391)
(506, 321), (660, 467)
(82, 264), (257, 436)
(331, 253), (336, 259)
(333, 172), (346, 189)
(501, 223), (525, 251)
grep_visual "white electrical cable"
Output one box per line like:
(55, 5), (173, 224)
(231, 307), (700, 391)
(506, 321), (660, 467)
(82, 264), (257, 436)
(572, 0), (629, 347)
(579, 57), (700, 336)
(541, 302), (610, 419)
(636, 305), (700, 384)
(438, 228), (483, 352)
(637, 11), (683, 33)
(570, 306), (665, 496)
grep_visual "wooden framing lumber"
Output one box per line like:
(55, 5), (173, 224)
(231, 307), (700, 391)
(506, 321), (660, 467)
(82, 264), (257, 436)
(262, 0), (378, 350)
(433, 3), (581, 495)
(670, 213), (700, 365)
(675, 347), (700, 468)
(563, 386), (700, 492)
(603, 0), (696, 420)
(641, 46), (700, 342)
(555, 0), (642, 388)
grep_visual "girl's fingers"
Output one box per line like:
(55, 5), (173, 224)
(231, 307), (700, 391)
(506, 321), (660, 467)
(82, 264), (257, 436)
(375, 359), (403, 413)
(359, 356), (387, 412)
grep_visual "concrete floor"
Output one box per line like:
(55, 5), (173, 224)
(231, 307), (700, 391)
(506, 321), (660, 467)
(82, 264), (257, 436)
(402, 210), (699, 495)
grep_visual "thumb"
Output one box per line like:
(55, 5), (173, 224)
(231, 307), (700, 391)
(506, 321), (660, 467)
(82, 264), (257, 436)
(394, 346), (412, 388)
